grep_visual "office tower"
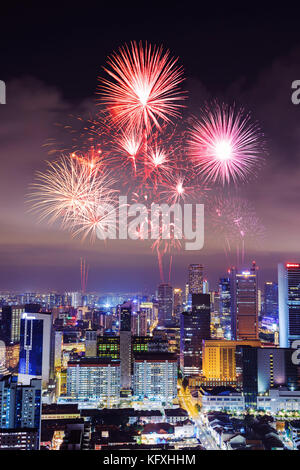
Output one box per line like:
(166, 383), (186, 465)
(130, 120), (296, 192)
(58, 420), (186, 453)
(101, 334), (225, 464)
(54, 331), (63, 369)
(67, 358), (120, 406)
(230, 262), (259, 341)
(85, 330), (97, 357)
(278, 263), (300, 347)
(238, 345), (300, 408)
(131, 311), (147, 336)
(119, 302), (132, 391)
(219, 277), (231, 337)
(133, 353), (177, 404)
(140, 302), (155, 327)
(0, 306), (25, 344)
(188, 264), (203, 294)
(18, 311), (53, 387)
(180, 293), (210, 375)
(238, 346), (258, 408)
(173, 288), (183, 319)
(0, 375), (41, 437)
(202, 339), (261, 386)
(257, 347), (299, 393)
(158, 284), (173, 325)
(264, 281), (278, 321)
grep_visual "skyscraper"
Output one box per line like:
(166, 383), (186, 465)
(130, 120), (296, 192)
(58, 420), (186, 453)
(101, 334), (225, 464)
(0, 306), (25, 344)
(188, 264), (203, 295)
(278, 263), (300, 347)
(264, 281), (278, 321)
(158, 284), (173, 325)
(180, 293), (210, 375)
(18, 311), (53, 387)
(173, 288), (183, 319)
(230, 262), (259, 341)
(119, 302), (132, 392)
(219, 277), (231, 337)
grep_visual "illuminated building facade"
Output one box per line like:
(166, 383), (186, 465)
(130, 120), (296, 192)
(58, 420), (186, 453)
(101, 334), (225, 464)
(67, 358), (120, 406)
(188, 264), (203, 295)
(264, 281), (278, 321)
(278, 263), (300, 347)
(202, 339), (261, 385)
(133, 353), (177, 404)
(18, 311), (53, 387)
(180, 294), (210, 375)
(158, 284), (173, 325)
(119, 302), (132, 391)
(0, 375), (41, 445)
(230, 262), (259, 341)
(0, 305), (24, 344)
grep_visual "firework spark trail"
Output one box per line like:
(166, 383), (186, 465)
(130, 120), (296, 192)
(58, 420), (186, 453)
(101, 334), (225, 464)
(208, 195), (265, 265)
(98, 41), (186, 132)
(188, 102), (265, 185)
(29, 154), (118, 241)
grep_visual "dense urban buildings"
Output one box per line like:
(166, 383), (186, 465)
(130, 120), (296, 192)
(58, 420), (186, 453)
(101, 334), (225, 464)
(0, 260), (299, 450)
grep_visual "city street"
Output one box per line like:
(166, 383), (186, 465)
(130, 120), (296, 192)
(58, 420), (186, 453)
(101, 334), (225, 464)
(178, 384), (219, 450)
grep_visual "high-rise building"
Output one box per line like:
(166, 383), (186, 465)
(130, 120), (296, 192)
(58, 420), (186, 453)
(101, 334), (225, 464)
(173, 288), (183, 319)
(219, 277), (231, 338)
(180, 293), (210, 375)
(188, 264), (203, 295)
(54, 331), (63, 369)
(264, 281), (278, 321)
(133, 353), (177, 404)
(119, 302), (132, 391)
(18, 311), (53, 387)
(0, 375), (41, 445)
(158, 284), (173, 325)
(230, 262), (259, 341)
(67, 358), (120, 406)
(278, 263), (300, 347)
(0, 306), (25, 344)
(131, 311), (147, 336)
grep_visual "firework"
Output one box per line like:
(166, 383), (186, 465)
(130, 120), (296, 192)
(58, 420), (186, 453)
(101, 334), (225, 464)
(111, 125), (143, 174)
(208, 195), (265, 264)
(188, 102), (265, 185)
(29, 155), (117, 240)
(99, 41), (185, 132)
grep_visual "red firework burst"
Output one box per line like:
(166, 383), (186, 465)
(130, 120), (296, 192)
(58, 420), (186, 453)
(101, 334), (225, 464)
(98, 41), (185, 132)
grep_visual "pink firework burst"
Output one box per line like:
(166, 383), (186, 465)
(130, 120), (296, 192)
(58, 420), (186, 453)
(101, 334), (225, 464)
(188, 102), (265, 185)
(98, 41), (185, 132)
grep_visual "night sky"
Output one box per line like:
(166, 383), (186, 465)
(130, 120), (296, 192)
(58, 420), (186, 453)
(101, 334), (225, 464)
(1, 3), (300, 292)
